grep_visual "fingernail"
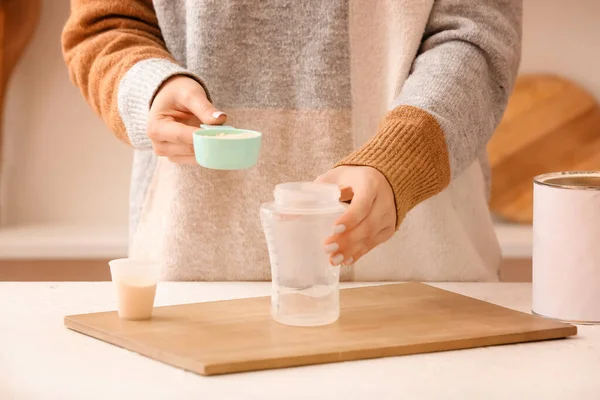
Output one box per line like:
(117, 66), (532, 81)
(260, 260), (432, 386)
(212, 111), (226, 119)
(331, 254), (344, 266)
(343, 257), (354, 266)
(332, 225), (346, 235)
(324, 243), (339, 254)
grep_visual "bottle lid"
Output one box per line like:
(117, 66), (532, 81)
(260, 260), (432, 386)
(274, 182), (341, 210)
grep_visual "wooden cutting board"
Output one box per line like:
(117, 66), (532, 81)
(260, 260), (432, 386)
(65, 283), (576, 376)
(487, 74), (600, 223)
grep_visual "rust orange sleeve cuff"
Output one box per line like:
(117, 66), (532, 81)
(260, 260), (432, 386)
(336, 106), (451, 229)
(61, 0), (174, 145)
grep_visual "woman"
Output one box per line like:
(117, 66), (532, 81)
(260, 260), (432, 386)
(62, 0), (522, 282)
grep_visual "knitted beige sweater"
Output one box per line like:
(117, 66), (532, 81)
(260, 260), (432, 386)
(62, 0), (522, 281)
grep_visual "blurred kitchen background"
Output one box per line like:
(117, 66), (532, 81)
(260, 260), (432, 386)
(0, 0), (598, 281)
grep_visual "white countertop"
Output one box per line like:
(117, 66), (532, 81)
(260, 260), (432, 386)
(0, 223), (532, 259)
(1, 282), (597, 400)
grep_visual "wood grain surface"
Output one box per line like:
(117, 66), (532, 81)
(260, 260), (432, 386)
(65, 283), (576, 376)
(488, 74), (600, 223)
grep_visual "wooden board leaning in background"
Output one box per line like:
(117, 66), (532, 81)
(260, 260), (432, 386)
(487, 74), (600, 224)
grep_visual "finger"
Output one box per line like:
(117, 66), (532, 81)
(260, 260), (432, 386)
(178, 86), (227, 125)
(328, 213), (378, 264)
(333, 184), (376, 234)
(148, 120), (197, 145)
(339, 185), (354, 202)
(153, 142), (195, 157)
(331, 242), (368, 267)
(314, 171), (336, 184)
(166, 155), (197, 165)
(314, 169), (353, 200)
(181, 114), (202, 127)
(326, 194), (389, 253)
(339, 227), (394, 266)
(343, 243), (369, 266)
(354, 228), (394, 262)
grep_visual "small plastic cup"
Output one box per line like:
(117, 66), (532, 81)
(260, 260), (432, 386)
(108, 258), (160, 321)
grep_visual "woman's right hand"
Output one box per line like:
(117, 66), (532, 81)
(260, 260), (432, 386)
(147, 76), (226, 164)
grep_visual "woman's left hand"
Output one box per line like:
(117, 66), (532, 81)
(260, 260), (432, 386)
(315, 166), (397, 266)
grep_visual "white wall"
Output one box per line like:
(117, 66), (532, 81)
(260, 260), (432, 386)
(519, 0), (600, 95)
(1, 0), (599, 231)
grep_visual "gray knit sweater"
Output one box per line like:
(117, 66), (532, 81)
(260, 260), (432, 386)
(62, 0), (522, 281)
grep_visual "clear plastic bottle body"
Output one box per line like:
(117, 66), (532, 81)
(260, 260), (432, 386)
(260, 182), (346, 327)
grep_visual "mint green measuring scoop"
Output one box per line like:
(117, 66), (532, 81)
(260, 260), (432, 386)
(193, 124), (263, 170)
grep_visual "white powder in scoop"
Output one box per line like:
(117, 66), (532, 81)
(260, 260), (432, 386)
(213, 132), (259, 139)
